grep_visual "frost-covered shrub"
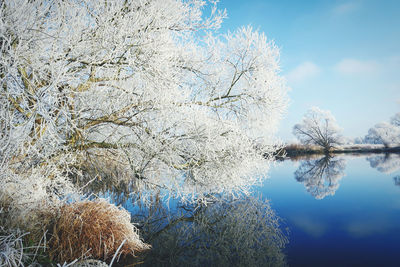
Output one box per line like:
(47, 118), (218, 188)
(0, 228), (38, 267)
(0, 165), (76, 235)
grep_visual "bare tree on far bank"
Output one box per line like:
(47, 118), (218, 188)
(293, 107), (343, 152)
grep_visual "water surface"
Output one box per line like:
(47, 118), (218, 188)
(262, 154), (400, 267)
(102, 153), (400, 266)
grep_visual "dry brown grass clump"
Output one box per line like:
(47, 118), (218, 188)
(49, 199), (150, 263)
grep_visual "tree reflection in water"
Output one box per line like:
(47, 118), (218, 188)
(367, 154), (400, 187)
(393, 176), (400, 186)
(129, 196), (288, 267)
(366, 154), (400, 174)
(294, 156), (346, 199)
(75, 165), (289, 267)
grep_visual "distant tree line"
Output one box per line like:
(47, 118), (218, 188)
(362, 112), (400, 147)
(292, 108), (400, 151)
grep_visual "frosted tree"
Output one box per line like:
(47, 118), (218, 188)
(390, 112), (400, 127)
(364, 122), (400, 147)
(293, 107), (343, 152)
(362, 111), (400, 146)
(1, 0), (288, 208)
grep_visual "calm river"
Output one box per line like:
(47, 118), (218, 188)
(263, 153), (400, 267)
(109, 153), (400, 266)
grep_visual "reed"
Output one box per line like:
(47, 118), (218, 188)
(49, 199), (150, 263)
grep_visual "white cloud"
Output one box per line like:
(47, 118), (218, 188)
(333, 2), (359, 15)
(346, 218), (392, 237)
(290, 215), (327, 238)
(286, 61), (320, 84)
(335, 58), (380, 75)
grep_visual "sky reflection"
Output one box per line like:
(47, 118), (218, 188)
(262, 154), (400, 267)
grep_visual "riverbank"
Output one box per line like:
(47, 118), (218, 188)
(277, 144), (400, 160)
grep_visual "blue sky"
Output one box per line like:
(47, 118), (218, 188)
(218, 0), (400, 141)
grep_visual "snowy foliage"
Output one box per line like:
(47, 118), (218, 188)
(353, 137), (364, 144)
(390, 112), (400, 127)
(361, 111), (400, 146)
(1, 0), (288, 207)
(0, 165), (75, 232)
(293, 107), (343, 150)
(364, 122), (400, 146)
(0, 1), (290, 265)
(0, 228), (28, 267)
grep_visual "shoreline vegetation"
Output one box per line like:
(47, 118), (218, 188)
(277, 144), (400, 160)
